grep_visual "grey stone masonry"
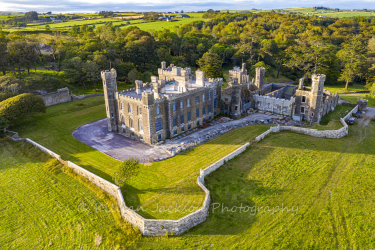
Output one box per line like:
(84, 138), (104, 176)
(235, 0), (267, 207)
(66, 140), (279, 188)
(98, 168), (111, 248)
(41, 87), (71, 107)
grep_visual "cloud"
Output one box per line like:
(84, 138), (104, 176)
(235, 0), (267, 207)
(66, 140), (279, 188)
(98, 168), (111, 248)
(0, 0), (374, 13)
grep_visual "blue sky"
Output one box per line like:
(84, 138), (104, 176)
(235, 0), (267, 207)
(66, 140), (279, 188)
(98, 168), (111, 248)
(0, 0), (374, 13)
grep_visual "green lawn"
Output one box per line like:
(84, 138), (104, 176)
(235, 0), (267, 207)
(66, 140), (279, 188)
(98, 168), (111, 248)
(139, 119), (375, 249)
(340, 94), (375, 108)
(311, 105), (353, 130)
(10, 97), (270, 219)
(325, 84), (366, 94)
(0, 140), (139, 249)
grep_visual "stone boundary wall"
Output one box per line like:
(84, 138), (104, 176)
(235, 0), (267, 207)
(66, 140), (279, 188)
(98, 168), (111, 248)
(10, 106), (357, 235)
(71, 93), (104, 101)
(255, 105), (358, 141)
(10, 134), (252, 236)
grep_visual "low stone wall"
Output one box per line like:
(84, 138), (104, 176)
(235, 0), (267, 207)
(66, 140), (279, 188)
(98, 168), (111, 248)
(255, 105), (358, 141)
(71, 93), (104, 101)
(26, 138), (62, 160)
(41, 87), (71, 107)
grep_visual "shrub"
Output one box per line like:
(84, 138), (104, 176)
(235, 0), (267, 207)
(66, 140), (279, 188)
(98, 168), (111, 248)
(113, 157), (140, 187)
(0, 114), (9, 133)
(0, 93), (46, 120)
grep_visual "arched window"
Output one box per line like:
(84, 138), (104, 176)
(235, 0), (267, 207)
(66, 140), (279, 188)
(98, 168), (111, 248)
(155, 118), (163, 132)
(121, 116), (125, 126)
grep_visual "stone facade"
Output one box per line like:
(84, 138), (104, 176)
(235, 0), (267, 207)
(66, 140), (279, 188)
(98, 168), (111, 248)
(294, 75), (339, 123)
(41, 87), (71, 107)
(254, 94), (295, 116)
(228, 63), (249, 86)
(102, 63), (222, 145)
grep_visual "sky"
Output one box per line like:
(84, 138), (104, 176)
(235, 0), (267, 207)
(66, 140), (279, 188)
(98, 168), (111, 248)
(0, 0), (375, 13)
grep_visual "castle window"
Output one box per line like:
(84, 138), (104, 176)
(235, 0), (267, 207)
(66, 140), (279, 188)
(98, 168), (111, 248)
(138, 107), (142, 115)
(214, 98), (218, 108)
(158, 134), (162, 141)
(172, 103), (176, 112)
(120, 102), (123, 110)
(129, 118), (133, 128)
(214, 89), (217, 95)
(202, 94), (205, 102)
(174, 130), (177, 136)
(235, 106), (238, 111)
(181, 126), (184, 133)
(173, 117), (177, 127)
(187, 99), (191, 107)
(302, 96), (306, 103)
(111, 113), (114, 118)
(208, 104), (212, 113)
(188, 124), (191, 129)
(180, 101), (183, 109)
(155, 118), (163, 132)
(196, 108), (199, 118)
(208, 92), (211, 99)
(188, 111), (191, 121)
(196, 96), (199, 103)
(197, 120), (200, 126)
(311, 112), (314, 117)
(203, 107), (206, 115)
(156, 106), (160, 115)
(129, 105), (132, 113)
(139, 120), (143, 132)
(180, 114), (184, 124)
(225, 98), (229, 102)
(301, 107), (305, 114)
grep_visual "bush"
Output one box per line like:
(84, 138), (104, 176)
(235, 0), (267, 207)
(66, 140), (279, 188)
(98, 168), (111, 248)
(0, 93), (46, 120)
(0, 114), (9, 133)
(113, 158), (140, 187)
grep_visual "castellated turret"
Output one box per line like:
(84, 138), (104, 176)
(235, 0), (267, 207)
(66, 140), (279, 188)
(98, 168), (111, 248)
(255, 67), (265, 90)
(309, 74), (326, 123)
(230, 78), (242, 119)
(101, 68), (118, 132)
(196, 69), (205, 87)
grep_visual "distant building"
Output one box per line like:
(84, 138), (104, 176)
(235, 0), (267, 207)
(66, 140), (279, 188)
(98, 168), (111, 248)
(176, 14), (190, 18)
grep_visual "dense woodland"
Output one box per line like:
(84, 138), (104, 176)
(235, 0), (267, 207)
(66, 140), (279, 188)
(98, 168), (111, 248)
(1, 12), (375, 98)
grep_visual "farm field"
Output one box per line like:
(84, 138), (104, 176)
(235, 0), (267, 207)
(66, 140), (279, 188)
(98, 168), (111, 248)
(139, 117), (375, 249)
(10, 97), (270, 219)
(324, 84), (367, 94)
(0, 140), (139, 249)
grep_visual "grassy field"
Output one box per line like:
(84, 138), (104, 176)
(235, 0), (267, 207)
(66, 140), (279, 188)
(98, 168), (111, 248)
(340, 94), (375, 108)
(0, 140), (139, 249)
(311, 105), (353, 130)
(10, 97), (270, 219)
(139, 116), (375, 249)
(324, 84), (367, 94)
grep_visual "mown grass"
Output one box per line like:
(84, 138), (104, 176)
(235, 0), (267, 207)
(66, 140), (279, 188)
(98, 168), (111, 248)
(311, 105), (353, 130)
(0, 140), (140, 249)
(340, 94), (375, 108)
(324, 84), (366, 94)
(139, 118), (375, 249)
(10, 96), (270, 219)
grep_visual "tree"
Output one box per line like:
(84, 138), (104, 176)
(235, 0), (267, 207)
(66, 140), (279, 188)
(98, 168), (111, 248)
(0, 114), (9, 133)
(337, 36), (367, 90)
(0, 93), (46, 120)
(197, 52), (223, 78)
(113, 158), (140, 187)
(0, 43), (7, 75)
(23, 43), (39, 74)
(127, 68), (142, 85)
(82, 60), (100, 91)
(45, 24), (51, 32)
(7, 40), (26, 79)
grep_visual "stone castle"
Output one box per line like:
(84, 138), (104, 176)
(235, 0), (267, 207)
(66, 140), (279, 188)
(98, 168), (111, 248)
(102, 62), (339, 144)
(101, 62), (221, 144)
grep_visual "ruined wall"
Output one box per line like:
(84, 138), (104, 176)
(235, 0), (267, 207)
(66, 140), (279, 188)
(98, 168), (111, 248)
(71, 93), (104, 101)
(41, 87), (71, 107)
(255, 105), (358, 141)
(254, 94), (294, 115)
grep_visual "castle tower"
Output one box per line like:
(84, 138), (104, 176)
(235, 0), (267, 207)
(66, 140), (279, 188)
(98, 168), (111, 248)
(309, 74), (326, 123)
(196, 69), (205, 86)
(255, 67), (265, 90)
(298, 77), (304, 90)
(230, 80), (242, 119)
(101, 69), (118, 132)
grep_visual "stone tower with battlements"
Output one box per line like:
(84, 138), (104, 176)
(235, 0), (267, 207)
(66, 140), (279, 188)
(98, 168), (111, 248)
(101, 69), (118, 132)
(230, 78), (242, 119)
(309, 74), (325, 123)
(255, 67), (265, 90)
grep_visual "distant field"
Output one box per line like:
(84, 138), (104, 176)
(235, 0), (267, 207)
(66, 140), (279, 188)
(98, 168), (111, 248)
(324, 84), (366, 94)
(126, 17), (206, 31)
